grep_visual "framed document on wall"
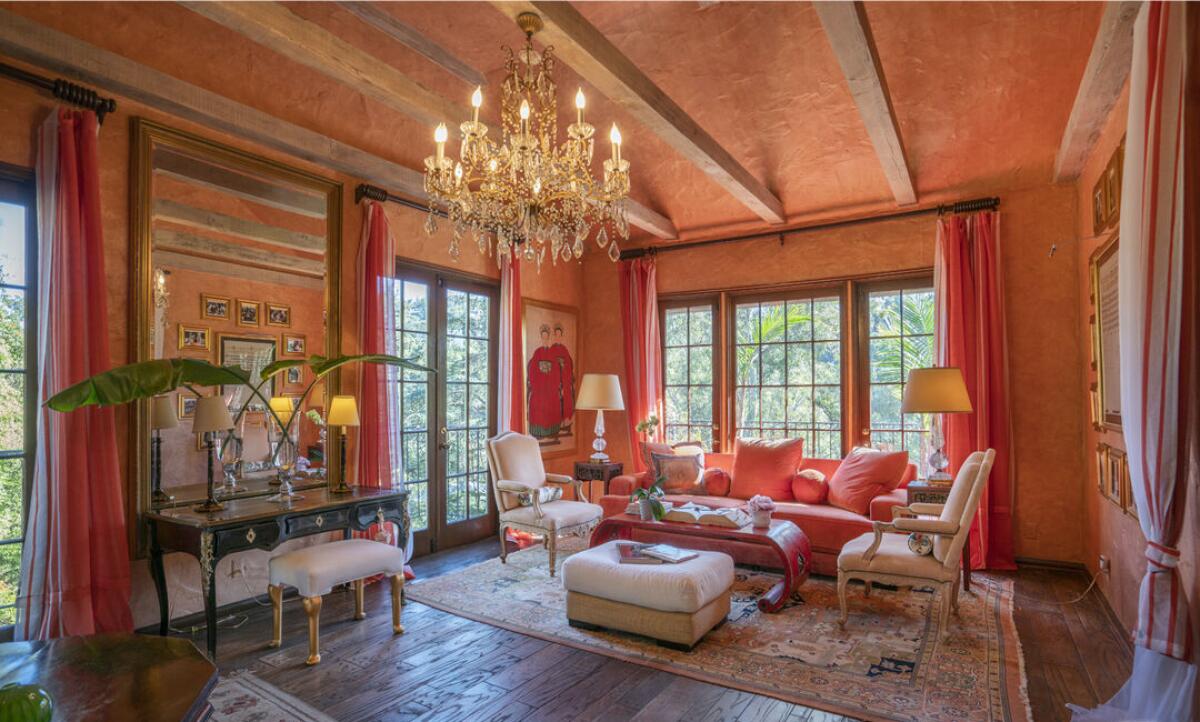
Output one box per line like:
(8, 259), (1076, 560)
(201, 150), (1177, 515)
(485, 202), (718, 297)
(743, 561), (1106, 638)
(1090, 236), (1121, 430)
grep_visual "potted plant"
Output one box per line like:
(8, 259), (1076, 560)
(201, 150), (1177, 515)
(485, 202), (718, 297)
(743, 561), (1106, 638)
(635, 414), (660, 440)
(630, 475), (667, 521)
(746, 495), (776, 528)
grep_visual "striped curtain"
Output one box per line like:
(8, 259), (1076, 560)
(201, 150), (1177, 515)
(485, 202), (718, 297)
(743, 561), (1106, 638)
(1072, 2), (1198, 719)
(618, 258), (663, 473)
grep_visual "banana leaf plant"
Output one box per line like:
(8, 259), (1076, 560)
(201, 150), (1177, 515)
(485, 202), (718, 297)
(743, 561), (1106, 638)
(47, 353), (433, 463)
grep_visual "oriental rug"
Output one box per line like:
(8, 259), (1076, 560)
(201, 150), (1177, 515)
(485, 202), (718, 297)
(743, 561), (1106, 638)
(210, 671), (337, 722)
(406, 541), (1030, 722)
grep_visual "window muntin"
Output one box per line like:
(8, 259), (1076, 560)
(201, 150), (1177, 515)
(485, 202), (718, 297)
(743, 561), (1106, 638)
(662, 304), (715, 449)
(864, 286), (935, 462)
(732, 295), (842, 458)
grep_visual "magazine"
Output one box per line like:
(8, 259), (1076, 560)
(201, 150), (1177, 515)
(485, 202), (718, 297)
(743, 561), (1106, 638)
(616, 542), (663, 564)
(638, 544), (699, 564)
(661, 503), (751, 529)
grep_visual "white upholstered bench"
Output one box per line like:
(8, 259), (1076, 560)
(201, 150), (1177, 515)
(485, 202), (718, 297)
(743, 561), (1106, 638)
(268, 539), (406, 665)
(560, 541), (734, 651)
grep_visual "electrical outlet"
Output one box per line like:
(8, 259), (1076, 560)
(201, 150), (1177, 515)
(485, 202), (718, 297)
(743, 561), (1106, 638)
(1099, 555), (1110, 574)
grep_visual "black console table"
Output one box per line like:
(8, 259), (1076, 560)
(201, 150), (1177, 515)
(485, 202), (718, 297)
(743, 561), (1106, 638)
(145, 486), (409, 659)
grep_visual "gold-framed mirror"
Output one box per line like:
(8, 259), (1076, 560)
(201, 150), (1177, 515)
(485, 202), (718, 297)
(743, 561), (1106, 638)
(130, 118), (342, 551)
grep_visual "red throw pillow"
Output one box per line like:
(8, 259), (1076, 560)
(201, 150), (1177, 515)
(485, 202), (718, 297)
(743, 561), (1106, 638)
(826, 448), (910, 515)
(729, 438), (805, 501)
(791, 469), (828, 504)
(702, 467), (732, 496)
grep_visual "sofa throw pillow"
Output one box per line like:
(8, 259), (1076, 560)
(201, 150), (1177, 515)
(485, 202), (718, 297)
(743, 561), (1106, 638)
(641, 440), (703, 470)
(826, 447), (910, 515)
(703, 467), (732, 496)
(729, 437), (805, 500)
(651, 450), (705, 494)
(791, 468), (828, 504)
(516, 485), (562, 508)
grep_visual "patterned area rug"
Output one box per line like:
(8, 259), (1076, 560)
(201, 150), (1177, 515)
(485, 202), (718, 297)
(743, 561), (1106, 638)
(210, 671), (336, 722)
(407, 541), (1030, 722)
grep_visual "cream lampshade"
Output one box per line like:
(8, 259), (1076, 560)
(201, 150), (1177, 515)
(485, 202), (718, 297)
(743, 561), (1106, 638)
(191, 396), (234, 513)
(327, 395), (359, 494)
(576, 374), (624, 461)
(151, 395), (178, 430)
(901, 367), (973, 482)
(269, 396), (295, 427)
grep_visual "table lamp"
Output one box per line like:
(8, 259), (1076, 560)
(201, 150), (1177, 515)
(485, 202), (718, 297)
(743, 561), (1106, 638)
(327, 395), (359, 494)
(192, 395), (235, 513)
(150, 395), (178, 504)
(576, 374), (624, 461)
(901, 367), (973, 483)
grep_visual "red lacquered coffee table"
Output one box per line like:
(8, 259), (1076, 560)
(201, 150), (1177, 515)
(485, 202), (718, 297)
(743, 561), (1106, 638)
(590, 514), (811, 613)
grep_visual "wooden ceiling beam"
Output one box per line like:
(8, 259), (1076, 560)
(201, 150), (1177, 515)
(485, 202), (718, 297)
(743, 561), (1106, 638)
(154, 146), (327, 218)
(1053, 2), (1139, 182)
(156, 251), (325, 291)
(492, 1), (785, 225)
(0, 10), (675, 240)
(337, 1), (487, 89)
(154, 228), (326, 277)
(152, 198), (326, 253)
(182, 1), (468, 128)
(813, 1), (916, 206)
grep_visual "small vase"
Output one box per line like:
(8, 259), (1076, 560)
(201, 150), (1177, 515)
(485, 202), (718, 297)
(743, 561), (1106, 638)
(752, 509), (771, 528)
(638, 498), (655, 521)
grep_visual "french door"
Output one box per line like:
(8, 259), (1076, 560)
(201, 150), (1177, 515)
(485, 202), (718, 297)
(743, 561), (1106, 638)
(394, 263), (498, 557)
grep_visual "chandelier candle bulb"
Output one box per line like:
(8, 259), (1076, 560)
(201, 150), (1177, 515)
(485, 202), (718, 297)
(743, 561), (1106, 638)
(434, 123), (448, 163)
(471, 86), (482, 124)
(519, 99), (530, 135)
(610, 124), (622, 163)
(575, 88), (585, 125)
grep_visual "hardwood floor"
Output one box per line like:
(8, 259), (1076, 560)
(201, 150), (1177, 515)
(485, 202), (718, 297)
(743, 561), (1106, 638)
(198, 539), (1131, 721)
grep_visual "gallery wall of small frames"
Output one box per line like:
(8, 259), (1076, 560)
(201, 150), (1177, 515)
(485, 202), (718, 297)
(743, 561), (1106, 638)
(1095, 442), (1138, 520)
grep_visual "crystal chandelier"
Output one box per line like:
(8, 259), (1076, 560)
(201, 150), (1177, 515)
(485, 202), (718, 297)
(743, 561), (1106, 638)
(423, 12), (631, 271)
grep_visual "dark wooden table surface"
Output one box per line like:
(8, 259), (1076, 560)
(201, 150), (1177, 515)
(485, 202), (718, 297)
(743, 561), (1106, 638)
(0, 634), (216, 722)
(145, 485), (409, 659)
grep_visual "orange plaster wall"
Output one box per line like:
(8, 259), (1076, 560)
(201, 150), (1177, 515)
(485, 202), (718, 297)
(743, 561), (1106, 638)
(1074, 80), (1199, 647)
(582, 183), (1089, 564)
(0, 59), (585, 627)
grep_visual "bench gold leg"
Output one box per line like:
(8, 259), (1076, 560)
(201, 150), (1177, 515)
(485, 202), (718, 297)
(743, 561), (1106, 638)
(302, 595), (322, 665)
(354, 579), (366, 620)
(390, 574), (405, 634)
(268, 584), (283, 648)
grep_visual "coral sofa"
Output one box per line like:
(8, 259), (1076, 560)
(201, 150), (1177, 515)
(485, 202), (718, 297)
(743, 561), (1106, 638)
(599, 452), (915, 577)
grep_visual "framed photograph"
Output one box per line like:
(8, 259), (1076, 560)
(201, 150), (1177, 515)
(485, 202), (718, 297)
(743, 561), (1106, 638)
(218, 334), (276, 411)
(201, 294), (231, 320)
(178, 392), (200, 420)
(266, 303), (291, 327)
(1095, 443), (1108, 493)
(1104, 156), (1121, 221)
(1090, 237), (1121, 430)
(237, 299), (261, 327)
(1089, 382), (1102, 431)
(1105, 445), (1126, 507)
(283, 334), (306, 356)
(523, 299), (578, 459)
(1121, 455), (1139, 520)
(286, 366), (303, 385)
(177, 324), (210, 352)
(1092, 176), (1108, 235)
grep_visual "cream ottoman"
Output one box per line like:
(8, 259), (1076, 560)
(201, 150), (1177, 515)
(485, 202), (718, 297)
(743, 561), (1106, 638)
(561, 541), (734, 651)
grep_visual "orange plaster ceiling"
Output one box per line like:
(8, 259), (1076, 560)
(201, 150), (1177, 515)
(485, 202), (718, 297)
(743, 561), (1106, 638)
(1, 1), (1106, 245)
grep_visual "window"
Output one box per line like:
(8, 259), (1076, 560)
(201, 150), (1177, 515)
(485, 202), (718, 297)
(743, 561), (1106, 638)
(659, 274), (933, 463)
(395, 278), (431, 534)
(662, 302), (716, 449)
(0, 167), (35, 626)
(861, 284), (935, 461)
(733, 295), (843, 458)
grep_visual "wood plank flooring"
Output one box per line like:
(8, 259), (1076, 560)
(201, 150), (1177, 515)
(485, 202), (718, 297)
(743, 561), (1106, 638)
(194, 540), (1131, 721)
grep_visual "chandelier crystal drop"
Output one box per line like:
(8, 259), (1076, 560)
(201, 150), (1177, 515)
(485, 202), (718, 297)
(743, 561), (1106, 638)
(423, 12), (631, 272)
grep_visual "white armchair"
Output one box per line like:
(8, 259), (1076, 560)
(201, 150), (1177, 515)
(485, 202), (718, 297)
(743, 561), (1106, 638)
(486, 432), (603, 576)
(836, 449), (996, 640)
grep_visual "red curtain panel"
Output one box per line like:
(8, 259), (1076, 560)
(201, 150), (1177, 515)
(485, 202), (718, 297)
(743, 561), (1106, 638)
(935, 210), (1016, 571)
(499, 252), (523, 433)
(618, 258), (664, 473)
(18, 109), (132, 639)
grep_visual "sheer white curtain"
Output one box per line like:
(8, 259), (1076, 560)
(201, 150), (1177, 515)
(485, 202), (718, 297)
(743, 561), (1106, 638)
(1070, 3), (1197, 719)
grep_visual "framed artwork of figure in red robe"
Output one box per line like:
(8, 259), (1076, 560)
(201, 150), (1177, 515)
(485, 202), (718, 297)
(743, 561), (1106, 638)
(522, 298), (578, 459)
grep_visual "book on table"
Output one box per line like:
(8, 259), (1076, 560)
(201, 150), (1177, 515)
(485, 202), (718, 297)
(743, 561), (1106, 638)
(615, 541), (698, 564)
(616, 541), (663, 564)
(661, 503), (751, 529)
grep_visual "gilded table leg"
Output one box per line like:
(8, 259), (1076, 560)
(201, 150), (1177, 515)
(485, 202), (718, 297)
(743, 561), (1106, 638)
(354, 579), (366, 620)
(302, 596), (322, 666)
(390, 574), (405, 634)
(268, 584), (283, 648)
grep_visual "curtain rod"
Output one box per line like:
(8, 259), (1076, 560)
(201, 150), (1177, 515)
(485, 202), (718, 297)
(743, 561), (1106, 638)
(620, 196), (999, 260)
(0, 61), (116, 124)
(355, 183), (447, 218)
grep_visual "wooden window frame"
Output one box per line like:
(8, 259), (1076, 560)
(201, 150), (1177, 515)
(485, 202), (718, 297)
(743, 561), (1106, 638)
(659, 295), (721, 450)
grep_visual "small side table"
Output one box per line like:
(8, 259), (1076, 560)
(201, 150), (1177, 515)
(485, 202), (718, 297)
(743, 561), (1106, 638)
(574, 460), (624, 502)
(906, 480), (971, 592)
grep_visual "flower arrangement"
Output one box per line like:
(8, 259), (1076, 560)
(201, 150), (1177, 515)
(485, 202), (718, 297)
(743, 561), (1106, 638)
(630, 475), (668, 520)
(746, 495), (776, 513)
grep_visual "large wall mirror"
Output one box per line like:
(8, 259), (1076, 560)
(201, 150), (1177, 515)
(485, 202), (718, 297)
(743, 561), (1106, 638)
(130, 119), (342, 545)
